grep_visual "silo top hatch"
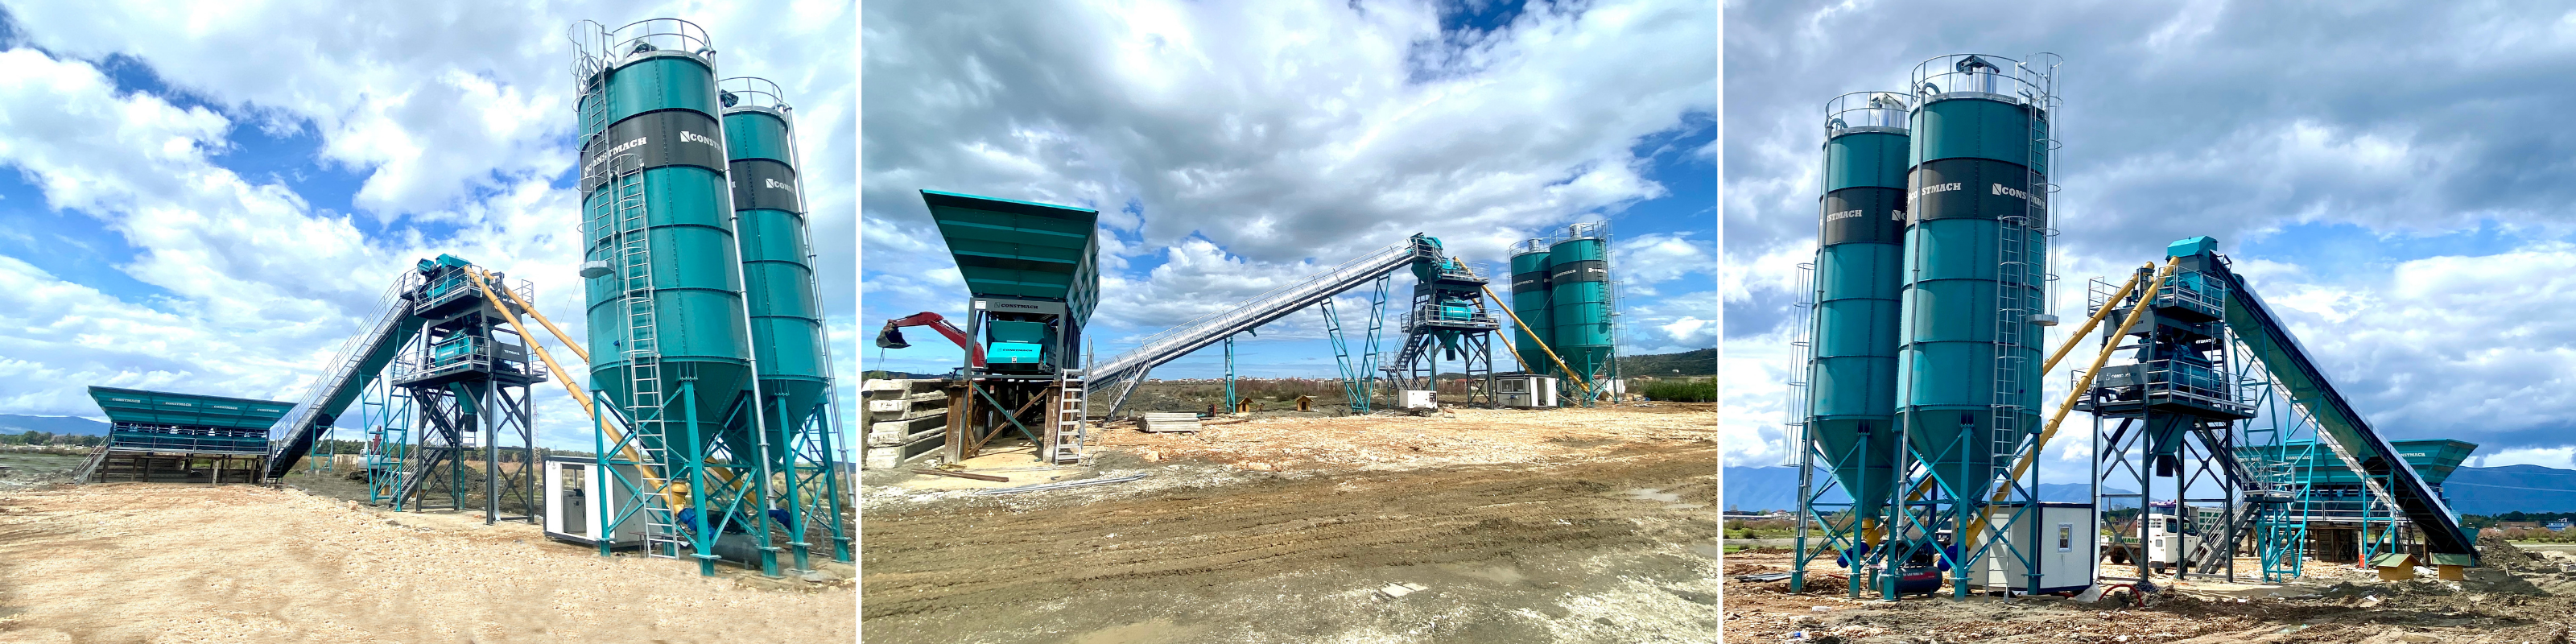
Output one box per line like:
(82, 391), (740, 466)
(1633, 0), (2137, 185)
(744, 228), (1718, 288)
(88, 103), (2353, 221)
(921, 190), (1100, 322)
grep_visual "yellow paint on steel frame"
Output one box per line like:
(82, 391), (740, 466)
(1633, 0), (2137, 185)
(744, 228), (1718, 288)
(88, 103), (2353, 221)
(465, 267), (690, 510)
(1891, 266), (2151, 506)
(1479, 282), (1595, 400)
(1959, 258), (2178, 551)
(480, 268), (591, 365)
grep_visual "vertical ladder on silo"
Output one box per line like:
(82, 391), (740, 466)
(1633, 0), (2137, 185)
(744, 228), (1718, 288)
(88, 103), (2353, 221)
(1050, 369), (1086, 465)
(1991, 62), (2057, 481)
(1988, 178), (2033, 470)
(601, 151), (685, 558)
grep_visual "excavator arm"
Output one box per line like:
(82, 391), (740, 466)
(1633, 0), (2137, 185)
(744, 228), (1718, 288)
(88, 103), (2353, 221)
(876, 312), (985, 369)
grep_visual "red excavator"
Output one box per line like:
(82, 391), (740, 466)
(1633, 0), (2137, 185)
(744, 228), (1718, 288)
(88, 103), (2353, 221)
(873, 312), (985, 368)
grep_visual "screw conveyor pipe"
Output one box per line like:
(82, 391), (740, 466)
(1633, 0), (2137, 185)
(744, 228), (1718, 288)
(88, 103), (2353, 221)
(466, 267), (689, 510)
(1889, 263), (2153, 507)
(1479, 282), (1596, 400)
(1957, 258), (2172, 550)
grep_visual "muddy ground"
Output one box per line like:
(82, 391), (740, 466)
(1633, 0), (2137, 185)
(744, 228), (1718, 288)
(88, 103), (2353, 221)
(1721, 540), (2576, 644)
(0, 484), (855, 643)
(860, 405), (1720, 643)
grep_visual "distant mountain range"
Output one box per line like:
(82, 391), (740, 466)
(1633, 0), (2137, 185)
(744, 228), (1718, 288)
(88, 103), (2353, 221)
(0, 414), (110, 436)
(1618, 349), (1715, 378)
(1724, 464), (2576, 516)
(2442, 464), (2576, 515)
(1720, 466), (2132, 513)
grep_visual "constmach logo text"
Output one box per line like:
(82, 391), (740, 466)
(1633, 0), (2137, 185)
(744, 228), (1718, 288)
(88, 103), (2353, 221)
(1992, 183), (2043, 205)
(1827, 209), (1864, 221)
(1911, 182), (1963, 200)
(766, 178), (795, 192)
(681, 131), (718, 147)
(585, 137), (647, 170)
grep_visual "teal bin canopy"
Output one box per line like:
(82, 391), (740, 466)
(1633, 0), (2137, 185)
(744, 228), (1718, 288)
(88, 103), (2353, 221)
(921, 190), (1100, 324)
(88, 386), (292, 432)
(2236, 439), (2475, 488)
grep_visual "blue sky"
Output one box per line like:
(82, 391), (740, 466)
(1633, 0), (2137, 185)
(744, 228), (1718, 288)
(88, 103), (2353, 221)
(1722, 1), (2576, 477)
(0, 1), (855, 450)
(859, 0), (1717, 381)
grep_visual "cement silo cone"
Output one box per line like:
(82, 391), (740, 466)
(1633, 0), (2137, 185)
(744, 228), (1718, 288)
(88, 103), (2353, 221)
(1547, 225), (1612, 382)
(1509, 241), (1554, 376)
(1894, 54), (2054, 502)
(576, 20), (757, 448)
(1810, 92), (1911, 520)
(722, 76), (824, 464)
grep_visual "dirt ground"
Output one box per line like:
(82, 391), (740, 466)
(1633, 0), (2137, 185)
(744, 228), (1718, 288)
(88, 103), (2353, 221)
(1720, 540), (2576, 644)
(860, 405), (1720, 643)
(0, 484), (855, 644)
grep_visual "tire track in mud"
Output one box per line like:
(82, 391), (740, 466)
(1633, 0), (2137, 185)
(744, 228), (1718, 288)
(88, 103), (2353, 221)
(861, 443), (1716, 619)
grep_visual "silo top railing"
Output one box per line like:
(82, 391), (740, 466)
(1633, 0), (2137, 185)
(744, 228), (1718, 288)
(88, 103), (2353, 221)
(1910, 53), (2058, 106)
(1825, 91), (1912, 137)
(719, 76), (791, 116)
(568, 18), (715, 91)
(1563, 221), (1608, 241)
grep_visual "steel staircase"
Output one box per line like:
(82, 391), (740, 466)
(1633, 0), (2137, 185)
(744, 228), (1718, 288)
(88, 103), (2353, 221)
(390, 397), (465, 507)
(70, 443), (113, 482)
(2188, 504), (2264, 575)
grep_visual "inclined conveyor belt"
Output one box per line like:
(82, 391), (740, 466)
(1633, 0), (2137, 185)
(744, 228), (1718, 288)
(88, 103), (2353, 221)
(2213, 256), (2478, 563)
(265, 274), (424, 478)
(1088, 237), (1437, 412)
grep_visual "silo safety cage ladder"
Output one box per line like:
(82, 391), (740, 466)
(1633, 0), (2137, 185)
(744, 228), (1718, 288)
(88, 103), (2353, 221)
(571, 23), (690, 557)
(1979, 52), (2063, 586)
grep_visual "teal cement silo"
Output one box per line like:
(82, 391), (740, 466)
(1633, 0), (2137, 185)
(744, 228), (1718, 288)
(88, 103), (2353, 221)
(1808, 92), (1911, 523)
(1509, 239), (1554, 375)
(574, 19), (757, 463)
(1547, 223), (1613, 386)
(720, 76), (828, 463)
(1893, 54), (2057, 506)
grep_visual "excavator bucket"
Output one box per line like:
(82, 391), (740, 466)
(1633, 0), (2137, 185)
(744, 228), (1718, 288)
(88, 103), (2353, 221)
(874, 324), (910, 349)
